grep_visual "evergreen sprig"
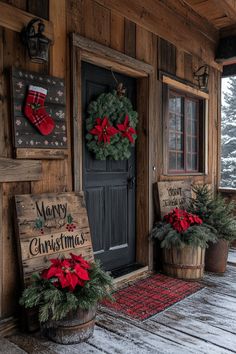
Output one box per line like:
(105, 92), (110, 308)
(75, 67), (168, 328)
(151, 222), (216, 249)
(20, 260), (113, 324)
(188, 184), (236, 241)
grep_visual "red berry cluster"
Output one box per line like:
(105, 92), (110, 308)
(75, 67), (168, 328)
(66, 223), (76, 232)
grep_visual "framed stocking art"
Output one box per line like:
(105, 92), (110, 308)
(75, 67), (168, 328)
(11, 67), (68, 159)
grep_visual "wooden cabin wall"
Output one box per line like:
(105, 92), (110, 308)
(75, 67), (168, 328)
(0, 0), (72, 321)
(0, 0), (221, 322)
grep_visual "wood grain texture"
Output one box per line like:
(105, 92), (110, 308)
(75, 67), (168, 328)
(71, 45), (82, 192)
(0, 27), (6, 158)
(158, 38), (176, 75)
(15, 148), (68, 160)
(72, 33), (153, 77)
(124, 19), (136, 58)
(162, 76), (210, 99)
(27, 0), (49, 20)
(184, 52), (193, 82)
(163, 0), (218, 42)
(0, 1), (53, 40)
(0, 158), (42, 182)
(14, 192), (94, 283)
(49, 0), (66, 78)
(0, 185), (3, 317)
(5, 260), (236, 352)
(136, 77), (149, 266)
(176, 49), (185, 79)
(2, 182), (30, 317)
(162, 246), (205, 280)
(157, 180), (192, 217)
(94, 0), (221, 70)
(136, 27), (158, 269)
(110, 12), (125, 52)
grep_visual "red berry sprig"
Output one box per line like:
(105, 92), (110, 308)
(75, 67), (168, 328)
(66, 223), (76, 232)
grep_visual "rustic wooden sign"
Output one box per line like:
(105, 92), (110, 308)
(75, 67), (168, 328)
(157, 181), (192, 218)
(15, 192), (94, 283)
(11, 67), (68, 159)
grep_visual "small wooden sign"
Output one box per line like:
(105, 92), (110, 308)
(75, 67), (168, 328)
(11, 67), (68, 159)
(157, 181), (192, 218)
(15, 192), (94, 284)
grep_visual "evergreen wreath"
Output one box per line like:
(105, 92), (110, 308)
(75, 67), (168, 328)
(85, 89), (138, 160)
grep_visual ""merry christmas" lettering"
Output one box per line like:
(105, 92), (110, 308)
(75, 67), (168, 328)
(35, 201), (67, 221)
(29, 233), (85, 256)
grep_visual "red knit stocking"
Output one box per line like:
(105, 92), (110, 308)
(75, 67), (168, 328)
(24, 85), (55, 136)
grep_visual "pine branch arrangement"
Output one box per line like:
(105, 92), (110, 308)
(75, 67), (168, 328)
(188, 184), (236, 241)
(151, 222), (216, 249)
(20, 255), (113, 325)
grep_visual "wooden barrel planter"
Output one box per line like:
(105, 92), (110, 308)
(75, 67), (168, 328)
(162, 246), (205, 280)
(205, 239), (229, 273)
(45, 306), (96, 344)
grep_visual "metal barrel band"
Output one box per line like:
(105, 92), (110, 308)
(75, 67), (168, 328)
(163, 262), (204, 270)
(55, 317), (95, 331)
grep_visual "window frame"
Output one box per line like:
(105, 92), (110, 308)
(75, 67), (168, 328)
(163, 82), (207, 176)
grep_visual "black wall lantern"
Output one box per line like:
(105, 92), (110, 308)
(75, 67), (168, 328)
(194, 65), (209, 90)
(21, 18), (51, 63)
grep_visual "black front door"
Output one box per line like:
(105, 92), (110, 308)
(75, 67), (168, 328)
(82, 62), (136, 271)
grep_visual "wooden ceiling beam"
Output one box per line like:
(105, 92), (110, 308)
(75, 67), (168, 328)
(213, 0), (236, 23)
(220, 24), (236, 38)
(165, 0), (218, 42)
(95, 0), (221, 70)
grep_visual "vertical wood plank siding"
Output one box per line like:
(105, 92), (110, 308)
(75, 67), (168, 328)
(0, 0), (221, 319)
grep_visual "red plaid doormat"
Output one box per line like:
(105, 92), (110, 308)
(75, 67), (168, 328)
(101, 273), (203, 321)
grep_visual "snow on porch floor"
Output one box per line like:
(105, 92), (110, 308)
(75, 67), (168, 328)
(4, 250), (236, 354)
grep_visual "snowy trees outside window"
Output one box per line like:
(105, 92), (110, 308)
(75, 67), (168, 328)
(221, 76), (236, 188)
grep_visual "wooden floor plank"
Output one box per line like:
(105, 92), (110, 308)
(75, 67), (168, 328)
(88, 325), (159, 354)
(202, 267), (236, 297)
(152, 310), (236, 352)
(97, 312), (195, 354)
(228, 248), (236, 265)
(167, 293), (236, 331)
(97, 310), (231, 354)
(8, 250), (236, 354)
(9, 333), (103, 354)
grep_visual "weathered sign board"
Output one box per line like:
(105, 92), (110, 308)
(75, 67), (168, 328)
(15, 192), (94, 284)
(157, 181), (192, 218)
(11, 67), (67, 159)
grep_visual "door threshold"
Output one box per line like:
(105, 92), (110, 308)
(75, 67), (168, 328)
(113, 266), (150, 290)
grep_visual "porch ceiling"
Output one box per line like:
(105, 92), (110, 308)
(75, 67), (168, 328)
(184, 0), (236, 30)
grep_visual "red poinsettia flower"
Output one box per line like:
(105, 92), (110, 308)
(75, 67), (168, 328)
(164, 208), (203, 233)
(117, 115), (137, 143)
(41, 254), (91, 292)
(70, 253), (91, 269)
(89, 117), (118, 144)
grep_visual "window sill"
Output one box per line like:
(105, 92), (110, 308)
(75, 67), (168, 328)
(163, 173), (206, 177)
(218, 187), (236, 194)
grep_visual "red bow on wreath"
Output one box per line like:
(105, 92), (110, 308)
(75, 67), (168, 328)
(89, 117), (118, 144)
(117, 115), (137, 143)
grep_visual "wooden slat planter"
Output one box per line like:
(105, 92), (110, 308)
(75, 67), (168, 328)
(45, 306), (96, 344)
(162, 246), (205, 280)
(205, 239), (229, 273)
